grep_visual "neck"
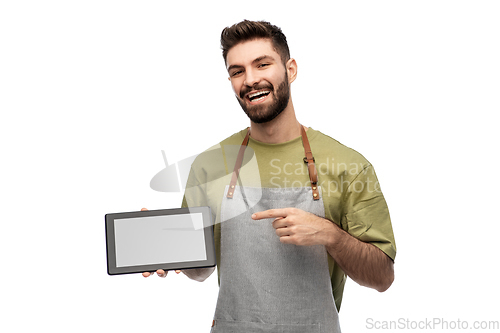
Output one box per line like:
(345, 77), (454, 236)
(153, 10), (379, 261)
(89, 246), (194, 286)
(249, 100), (306, 144)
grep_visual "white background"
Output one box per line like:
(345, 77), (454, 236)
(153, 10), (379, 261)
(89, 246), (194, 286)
(1, 1), (499, 332)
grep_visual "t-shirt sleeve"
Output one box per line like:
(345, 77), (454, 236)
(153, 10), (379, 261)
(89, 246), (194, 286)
(181, 164), (208, 209)
(340, 164), (396, 261)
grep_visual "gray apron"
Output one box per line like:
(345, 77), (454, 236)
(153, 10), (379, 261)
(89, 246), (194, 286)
(211, 127), (341, 333)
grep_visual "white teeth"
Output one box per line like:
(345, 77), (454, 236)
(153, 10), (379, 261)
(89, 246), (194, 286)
(248, 90), (270, 99)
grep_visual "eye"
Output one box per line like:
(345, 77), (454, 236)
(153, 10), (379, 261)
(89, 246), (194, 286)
(231, 70), (243, 77)
(258, 63), (270, 68)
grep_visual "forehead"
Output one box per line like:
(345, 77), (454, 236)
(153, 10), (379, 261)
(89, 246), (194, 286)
(226, 39), (281, 69)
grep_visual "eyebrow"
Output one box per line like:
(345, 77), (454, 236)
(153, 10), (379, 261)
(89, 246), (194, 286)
(227, 55), (276, 73)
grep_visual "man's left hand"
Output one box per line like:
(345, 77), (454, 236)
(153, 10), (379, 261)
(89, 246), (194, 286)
(252, 208), (336, 246)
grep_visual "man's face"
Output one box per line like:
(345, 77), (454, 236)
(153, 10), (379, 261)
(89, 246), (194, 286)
(226, 39), (292, 124)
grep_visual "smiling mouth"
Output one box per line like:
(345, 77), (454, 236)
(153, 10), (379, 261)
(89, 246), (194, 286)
(246, 90), (271, 103)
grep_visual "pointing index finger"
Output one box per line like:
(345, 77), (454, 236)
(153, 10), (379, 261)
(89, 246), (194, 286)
(252, 209), (288, 220)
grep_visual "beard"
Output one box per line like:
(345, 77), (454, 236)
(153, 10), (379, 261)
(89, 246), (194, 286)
(236, 74), (290, 124)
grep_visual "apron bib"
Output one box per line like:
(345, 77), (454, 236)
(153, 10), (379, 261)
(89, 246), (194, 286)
(211, 127), (341, 333)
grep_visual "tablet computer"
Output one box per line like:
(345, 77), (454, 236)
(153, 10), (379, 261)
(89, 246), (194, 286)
(105, 206), (215, 275)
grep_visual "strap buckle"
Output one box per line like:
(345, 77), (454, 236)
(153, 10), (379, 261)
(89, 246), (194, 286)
(303, 156), (315, 164)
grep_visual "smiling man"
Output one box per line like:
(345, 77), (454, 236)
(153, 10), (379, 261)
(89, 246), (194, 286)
(227, 43), (291, 124)
(148, 20), (397, 332)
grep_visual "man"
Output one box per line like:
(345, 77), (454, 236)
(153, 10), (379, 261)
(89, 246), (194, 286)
(145, 20), (396, 332)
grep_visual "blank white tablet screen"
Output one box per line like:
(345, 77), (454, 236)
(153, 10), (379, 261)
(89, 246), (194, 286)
(114, 212), (207, 268)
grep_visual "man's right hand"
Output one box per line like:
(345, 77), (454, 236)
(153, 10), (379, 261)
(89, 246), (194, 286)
(140, 208), (182, 278)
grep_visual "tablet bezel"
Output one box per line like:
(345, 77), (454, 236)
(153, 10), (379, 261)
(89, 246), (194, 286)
(105, 206), (215, 275)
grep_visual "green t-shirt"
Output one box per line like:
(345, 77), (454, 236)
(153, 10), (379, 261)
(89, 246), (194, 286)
(182, 128), (396, 311)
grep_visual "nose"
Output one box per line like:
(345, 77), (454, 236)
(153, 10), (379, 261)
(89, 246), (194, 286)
(243, 69), (261, 87)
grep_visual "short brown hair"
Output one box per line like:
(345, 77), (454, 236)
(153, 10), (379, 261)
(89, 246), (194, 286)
(221, 20), (290, 66)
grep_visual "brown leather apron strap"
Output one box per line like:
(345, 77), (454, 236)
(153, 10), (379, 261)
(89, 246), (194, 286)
(301, 125), (320, 200)
(227, 125), (320, 200)
(226, 128), (251, 199)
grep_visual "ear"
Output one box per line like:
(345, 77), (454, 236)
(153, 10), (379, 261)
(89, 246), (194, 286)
(286, 58), (297, 84)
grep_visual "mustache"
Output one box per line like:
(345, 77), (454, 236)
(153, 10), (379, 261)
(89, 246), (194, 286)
(240, 83), (274, 99)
